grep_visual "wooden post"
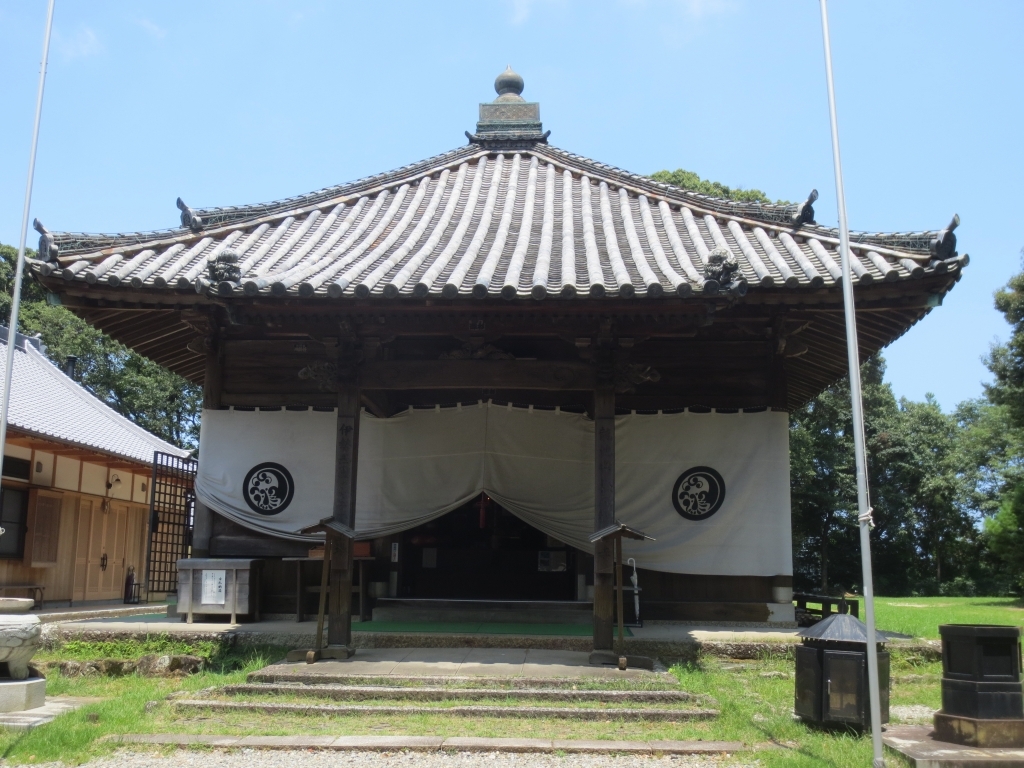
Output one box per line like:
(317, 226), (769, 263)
(326, 371), (360, 654)
(592, 379), (616, 654)
(192, 335), (222, 558)
(615, 533), (625, 653)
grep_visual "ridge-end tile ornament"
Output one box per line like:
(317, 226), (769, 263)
(208, 249), (242, 292)
(32, 219), (58, 263)
(791, 189), (819, 227)
(176, 197), (204, 233)
(930, 214), (960, 260)
(704, 247), (747, 297)
(672, 466), (726, 521)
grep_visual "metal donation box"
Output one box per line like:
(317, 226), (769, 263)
(934, 624), (1024, 748)
(794, 612), (890, 728)
(177, 558), (262, 624)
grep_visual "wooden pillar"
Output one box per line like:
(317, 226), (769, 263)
(593, 380), (616, 652)
(193, 335), (222, 559)
(327, 376), (360, 650)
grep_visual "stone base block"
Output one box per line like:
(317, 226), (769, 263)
(934, 711), (1024, 748)
(0, 678), (45, 713)
(285, 645), (356, 663)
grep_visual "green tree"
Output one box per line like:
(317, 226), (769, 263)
(985, 486), (1024, 594)
(985, 249), (1024, 431)
(648, 169), (784, 204)
(0, 244), (201, 449)
(790, 357), (984, 596)
(980, 249), (1024, 591)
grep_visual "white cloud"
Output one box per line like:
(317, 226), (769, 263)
(136, 18), (167, 39)
(54, 25), (103, 60)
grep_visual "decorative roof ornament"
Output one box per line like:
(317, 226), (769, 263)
(32, 219), (59, 263)
(929, 214), (959, 261)
(791, 189), (819, 226)
(494, 65), (525, 102)
(467, 66), (549, 148)
(176, 197), (204, 233)
(704, 247), (747, 297)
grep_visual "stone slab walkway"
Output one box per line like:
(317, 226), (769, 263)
(0, 696), (95, 730)
(252, 648), (671, 682)
(115, 734), (747, 754)
(883, 724), (1024, 766)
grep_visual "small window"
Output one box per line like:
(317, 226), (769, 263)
(0, 487), (28, 558)
(1, 457), (30, 482)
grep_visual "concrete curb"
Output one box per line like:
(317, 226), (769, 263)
(114, 733), (748, 754)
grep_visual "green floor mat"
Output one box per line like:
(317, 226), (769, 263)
(351, 621), (632, 637)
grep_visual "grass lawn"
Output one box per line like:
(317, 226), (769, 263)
(873, 596), (1024, 640)
(0, 638), (950, 768)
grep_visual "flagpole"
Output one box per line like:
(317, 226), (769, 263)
(0, 0), (57, 459)
(818, 1), (885, 765)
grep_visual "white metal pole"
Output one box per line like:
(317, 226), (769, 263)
(818, 1), (885, 765)
(0, 0), (57, 459)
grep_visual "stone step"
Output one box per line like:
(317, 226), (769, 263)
(247, 671), (680, 690)
(371, 598), (592, 625)
(116, 733), (748, 754)
(220, 683), (703, 705)
(171, 699), (718, 722)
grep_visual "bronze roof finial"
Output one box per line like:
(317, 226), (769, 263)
(494, 65), (525, 102)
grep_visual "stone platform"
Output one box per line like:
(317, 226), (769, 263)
(43, 614), (813, 661)
(250, 647), (674, 683)
(884, 724), (1024, 766)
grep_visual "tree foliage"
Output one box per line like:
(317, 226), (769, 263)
(648, 168), (785, 204)
(0, 243), (200, 449)
(978, 249), (1024, 592)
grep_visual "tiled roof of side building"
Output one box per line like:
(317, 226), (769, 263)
(0, 327), (190, 464)
(30, 69), (966, 302)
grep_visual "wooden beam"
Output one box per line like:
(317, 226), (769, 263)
(360, 360), (595, 391)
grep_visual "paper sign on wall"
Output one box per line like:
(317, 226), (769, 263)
(201, 570), (226, 605)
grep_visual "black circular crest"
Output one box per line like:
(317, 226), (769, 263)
(672, 466), (726, 521)
(243, 463), (295, 516)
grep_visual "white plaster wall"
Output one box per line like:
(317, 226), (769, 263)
(132, 473), (150, 504)
(53, 456), (80, 491)
(3, 444), (31, 460)
(80, 462), (107, 497)
(32, 451), (54, 487)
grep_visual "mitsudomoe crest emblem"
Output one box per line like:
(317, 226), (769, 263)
(672, 466), (725, 521)
(243, 462), (295, 516)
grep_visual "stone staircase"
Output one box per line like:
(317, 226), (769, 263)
(169, 670), (718, 723)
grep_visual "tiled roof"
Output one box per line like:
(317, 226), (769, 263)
(34, 144), (966, 302)
(0, 327), (189, 464)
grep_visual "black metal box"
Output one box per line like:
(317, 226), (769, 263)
(940, 624), (1022, 682)
(939, 625), (1023, 720)
(795, 642), (890, 726)
(941, 678), (1024, 720)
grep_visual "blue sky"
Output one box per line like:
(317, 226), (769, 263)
(1, 0), (1021, 410)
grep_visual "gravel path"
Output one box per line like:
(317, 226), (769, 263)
(38, 749), (757, 768)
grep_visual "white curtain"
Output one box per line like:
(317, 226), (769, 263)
(195, 403), (792, 576)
